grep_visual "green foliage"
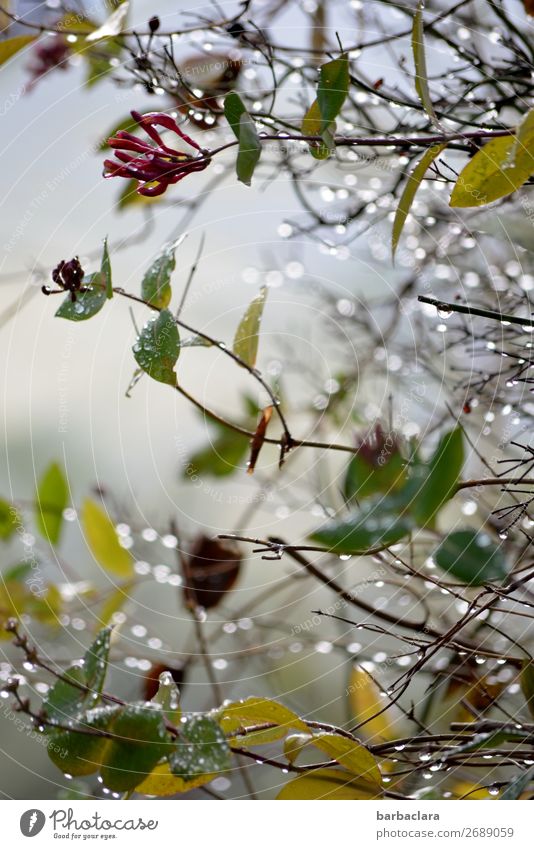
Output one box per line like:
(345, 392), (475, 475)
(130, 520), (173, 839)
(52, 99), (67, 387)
(55, 272), (107, 321)
(169, 715), (230, 781)
(312, 427), (463, 554)
(141, 242), (179, 309)
(43, 627), (112, 723)
(412, 1), (439, 126)
(233, 286), (267, 367)
(392, 144), (447, 259)
(224, 93), (262, 185)
(433, 529), (508, 585)
(316, 55), (350, 132)
(35, 462), (68, 544)
(133, 309), (180, 386)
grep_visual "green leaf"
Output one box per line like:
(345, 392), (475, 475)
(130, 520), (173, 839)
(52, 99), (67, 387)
(43, 627), (112, 724)
(411, 427), (464, 526)
(141, 243), (178, 309)
(151, 671), (181, 725)
(0, 35), (36, 67)
(0, 498), (19, 541)
(35, 462), (68, 544)
(392, 144), (446, 259)
(101, 238), (113, 299)
(412, 2), (439, 126)
(236, 112), (262, 186)
(433, 530), (508, 585)
(224, 91), (247, 139)
(82, 499), (133, 578)
(310, 494), (413, 554)
(450, 135), (534, 208)
(55, 272), (107, 321)
(169, 715), (230, 782)
(317, 54), (349, 133)
(276, 768), (383, 800)
(133, 309), (180, 386)
(223, 93), (262, 185)
(83, 626), (113, 699)
(520, 660), (534, 719)
(99, 703), (170, 792)
(233, 286), (267, 367)
(48, 704), (120, 776)
(500, 764), (534, 800)
(301, 99), (331, 160)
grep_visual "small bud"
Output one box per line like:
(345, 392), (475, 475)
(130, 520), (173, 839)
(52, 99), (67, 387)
(148, 15), (160, 33)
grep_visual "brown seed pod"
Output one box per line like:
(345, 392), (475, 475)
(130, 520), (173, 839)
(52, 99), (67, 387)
(184, 535), (241, 610)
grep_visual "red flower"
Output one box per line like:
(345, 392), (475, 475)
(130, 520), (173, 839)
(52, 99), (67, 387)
(103, 110), (210, 197)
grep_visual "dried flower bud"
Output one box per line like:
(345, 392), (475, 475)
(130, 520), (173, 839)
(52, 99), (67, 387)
(148, 15), (160, 33)
(51, 257), (85, 301)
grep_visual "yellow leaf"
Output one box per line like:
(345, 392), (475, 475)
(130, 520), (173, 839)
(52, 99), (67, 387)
(276, 768), (383, 800)
(82, 499), (133, 578)
(412, 1), (439, 127)
(302, 99), (331, 160)
(450, 134), (534, 208)
(452, 781), (501, 800)
(0, 35), (36, 67)
(392, 144), (446, 259)
(136, 762), (214, 796)
(308, 732), (382, 786)
(348, 668), (396, 743)
(98, 583), (134, 625)
(232, 287), (267, 368)
(217, 696), (309, 736)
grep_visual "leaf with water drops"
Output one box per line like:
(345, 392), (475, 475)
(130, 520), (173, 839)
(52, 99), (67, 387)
(301, 99), (332, 160)
(450, 134), (534, 208)
(55, 271), (107, 321)
(306, 733), (382, 786)
(35, 461), (68, 545)
(151, 670), (181, 724)
(99, 702), (170, 792)
(133, 309), (180, 386)
(136, 762), (216, 796)
(309, 493), (413, 554)
(276, 768), (383, 800)
(392, 144), (447, 260)
(233, 286), (267, 367)
(169, 715), (230, 782)
(433, 529), (508, 585)
(236, 112), (262, 186)
(217, 696), (309, 736)
(47, 704), (121, 776)
(316, 54), (349, 133)
(43, 627), (112, 724)
(141, 240), (183, 309)
(82, 499), (134, 578)
(411, 426), (464, 527)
